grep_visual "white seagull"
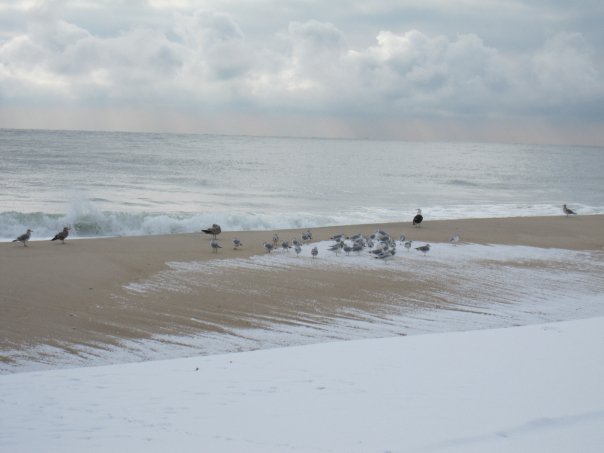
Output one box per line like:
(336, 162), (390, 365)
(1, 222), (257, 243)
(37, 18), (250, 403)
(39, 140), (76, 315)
(211, 239), (222, 253)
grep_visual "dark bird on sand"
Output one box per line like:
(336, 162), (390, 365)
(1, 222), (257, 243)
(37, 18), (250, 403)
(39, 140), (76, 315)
(202, 224), (222, 239)
(13, 229), (32, 247)
(562, 204), (577, 216)
(413, 209), (423, 228)
(51, 226), (71, 243)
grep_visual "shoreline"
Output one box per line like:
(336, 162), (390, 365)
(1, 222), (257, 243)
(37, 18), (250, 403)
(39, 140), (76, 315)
(1, 215), (603, 372)
(3, 210), (604, 243)
(4, 213), (604, 247)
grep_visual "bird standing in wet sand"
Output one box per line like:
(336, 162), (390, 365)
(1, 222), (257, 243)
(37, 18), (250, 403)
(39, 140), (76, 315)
(13, 229), (32, 247)
(563, 204), (577, 217)
(413, 209), (423, 228)
(51, 226), (71, 243)
(232, 238), (242, 250)
(311, 246), (318, 258)
(449, 234), (460, 246)
(211, 239), (222, 253)
(202, 224), (222, 239)
(416, 244), (430, 255)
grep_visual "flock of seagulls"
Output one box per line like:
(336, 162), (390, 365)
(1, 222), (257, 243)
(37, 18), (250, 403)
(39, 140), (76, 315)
(198, 210), (464, 261)
(261, 230), (314, 256)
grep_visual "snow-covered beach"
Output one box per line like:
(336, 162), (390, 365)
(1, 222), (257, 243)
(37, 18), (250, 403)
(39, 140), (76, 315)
(1, 317), (603, 452)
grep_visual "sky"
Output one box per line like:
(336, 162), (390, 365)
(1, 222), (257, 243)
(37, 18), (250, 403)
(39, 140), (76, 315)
(0, 0), (603, 145)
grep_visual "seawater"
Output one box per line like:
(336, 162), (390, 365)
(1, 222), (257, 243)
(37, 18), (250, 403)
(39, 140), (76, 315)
(1, 128), (603, 239)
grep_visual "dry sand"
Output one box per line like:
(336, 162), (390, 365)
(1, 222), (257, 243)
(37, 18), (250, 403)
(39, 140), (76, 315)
(1, 215), (603, 367)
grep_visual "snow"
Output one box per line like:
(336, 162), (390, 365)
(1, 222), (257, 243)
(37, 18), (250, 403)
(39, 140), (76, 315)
(1, 317), (603, 452)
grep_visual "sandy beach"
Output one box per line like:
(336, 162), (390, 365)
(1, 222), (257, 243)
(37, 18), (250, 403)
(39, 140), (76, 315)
(1, 215), (603, 370)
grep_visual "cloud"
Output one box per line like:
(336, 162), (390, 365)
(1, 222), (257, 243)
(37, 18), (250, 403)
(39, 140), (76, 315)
(0, 1), (603, 143)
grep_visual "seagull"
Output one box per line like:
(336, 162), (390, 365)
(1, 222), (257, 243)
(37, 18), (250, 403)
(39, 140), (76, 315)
(302, 229), (313, 243)
(562, 204), (577, 216)
(399, 234), (406, 244)
(202, 224), (221, 239)
(415, 243), (430, 255)
(294, 244), (302, 256)
(281, 240), (291, 252)
(375, 248), (396, 261)
(329, 242), (344, 255)
(232, 238), (242, 250)
(264, 242), (274, 253)
(377, 230), (389, 239)
(272, 233), (280, 247)
(352, 243), (364, 254)
(413, 209), (423, 228)
(51, 226), (71, 243)
(404, 240), (413, 252)
(449, 234), (460, 246)
(13, 229), (32, 247)
(311, 246), (318, 258)
(211, 239), (222, 253)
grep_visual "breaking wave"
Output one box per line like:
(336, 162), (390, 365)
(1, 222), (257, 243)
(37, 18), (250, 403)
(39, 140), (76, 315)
(0, 207), (334, 240)
(2, 198), (603, 241)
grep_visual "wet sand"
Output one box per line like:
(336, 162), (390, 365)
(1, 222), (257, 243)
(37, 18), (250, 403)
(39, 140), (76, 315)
(1, 215), (603, 369)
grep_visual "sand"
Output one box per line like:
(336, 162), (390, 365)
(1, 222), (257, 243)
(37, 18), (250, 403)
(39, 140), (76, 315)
(1, 215), (603, 368)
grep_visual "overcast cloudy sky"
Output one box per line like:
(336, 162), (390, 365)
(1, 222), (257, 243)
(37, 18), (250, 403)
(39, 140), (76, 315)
(1, 0), (603, 144)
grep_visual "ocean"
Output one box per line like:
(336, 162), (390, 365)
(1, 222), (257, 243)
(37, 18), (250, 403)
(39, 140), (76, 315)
(1, 128), (603, 240)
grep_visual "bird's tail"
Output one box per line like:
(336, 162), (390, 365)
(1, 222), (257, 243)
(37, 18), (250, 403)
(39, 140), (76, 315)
(51, 235), (58, 241)
(12, 239), (17, 242)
